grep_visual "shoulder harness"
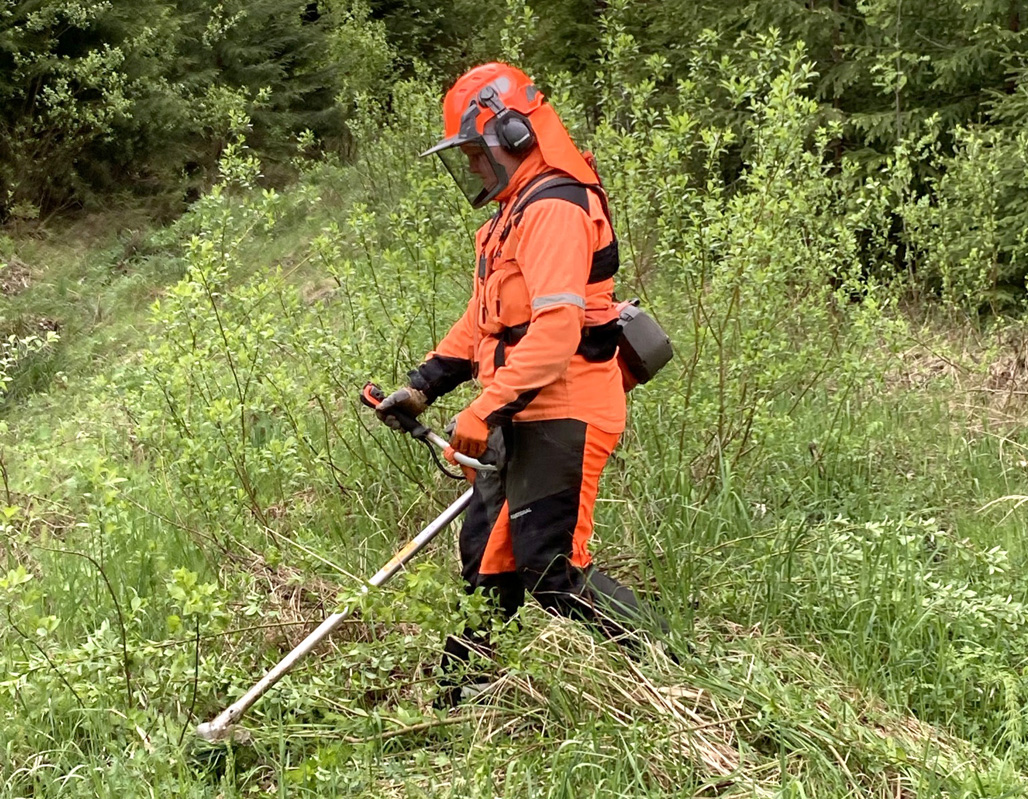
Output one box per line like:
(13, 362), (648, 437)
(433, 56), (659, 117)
(489, 172), (624, 370)
(496, 173), (620, 285)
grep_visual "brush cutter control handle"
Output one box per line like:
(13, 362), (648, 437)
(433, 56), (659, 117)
(361, 382), (495, 473)
(361, 382), (429, 438)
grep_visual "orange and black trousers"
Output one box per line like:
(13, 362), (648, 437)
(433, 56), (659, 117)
(443, 418), (666, 673)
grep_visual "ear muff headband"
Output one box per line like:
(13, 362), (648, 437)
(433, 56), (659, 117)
(477, 85), (537, 156)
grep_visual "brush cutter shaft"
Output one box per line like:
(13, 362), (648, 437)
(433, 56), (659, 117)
(367, 487), (473, 586)
(196, 487), (475, 742)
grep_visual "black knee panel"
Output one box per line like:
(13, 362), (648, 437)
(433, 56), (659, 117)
(510, 485), (580, 594)
(477, 572), (525, 620)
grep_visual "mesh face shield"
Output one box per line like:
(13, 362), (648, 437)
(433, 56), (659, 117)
(423, 98), (512, 208)
(434, 139), (509, 209)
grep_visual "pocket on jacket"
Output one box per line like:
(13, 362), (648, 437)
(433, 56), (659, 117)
(484, 261), (531, 330)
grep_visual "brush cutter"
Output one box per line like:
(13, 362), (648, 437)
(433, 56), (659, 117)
(195, 383), (492, 743)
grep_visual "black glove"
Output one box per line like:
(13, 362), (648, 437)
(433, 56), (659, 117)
(375, 386), (429, 430)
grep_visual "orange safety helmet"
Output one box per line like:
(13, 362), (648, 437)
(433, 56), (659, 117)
(422, 62), (600, 207)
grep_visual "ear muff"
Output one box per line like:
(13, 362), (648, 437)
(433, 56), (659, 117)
(495, 109), (536, 155)
(477, 85), (537, 155)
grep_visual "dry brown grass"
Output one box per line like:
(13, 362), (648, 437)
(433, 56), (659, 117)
(0, 257), (31, 296)
(888, 321), (1028, 434)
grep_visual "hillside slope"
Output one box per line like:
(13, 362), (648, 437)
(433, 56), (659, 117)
(3, 72), (1028, 798)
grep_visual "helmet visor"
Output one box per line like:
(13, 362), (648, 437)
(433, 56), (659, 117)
(433, 140), (509, 209)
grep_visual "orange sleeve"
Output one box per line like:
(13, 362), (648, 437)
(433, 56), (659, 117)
(469, 198), (591, 424)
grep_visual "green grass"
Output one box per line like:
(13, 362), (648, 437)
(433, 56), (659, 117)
(4, 152), (1028, 798)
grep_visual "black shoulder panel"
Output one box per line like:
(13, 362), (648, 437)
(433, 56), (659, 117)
(505, 176), (618, 265)
(521, 182), (590, 215)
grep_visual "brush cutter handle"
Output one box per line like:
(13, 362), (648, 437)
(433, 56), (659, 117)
(196, 486), (475, 743)
(360, 383), (429, 438)
(361, 382), (495, 473)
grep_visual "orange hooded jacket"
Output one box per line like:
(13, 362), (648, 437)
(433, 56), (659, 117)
(411, 143), (626, 435)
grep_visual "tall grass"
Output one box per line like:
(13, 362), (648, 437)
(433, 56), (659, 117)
(3, 35), (1028, 799)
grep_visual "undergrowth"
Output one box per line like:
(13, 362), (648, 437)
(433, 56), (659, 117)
(3, 19), (1028, 799)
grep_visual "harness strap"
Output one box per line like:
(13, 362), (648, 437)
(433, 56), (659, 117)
(501, 174), (614, 241)
(488, 173), (622, 368)
(497, 174), (620, 285)
(492, 318), (622, 369)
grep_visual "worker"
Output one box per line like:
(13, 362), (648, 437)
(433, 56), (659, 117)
(376, 62), (668, 702)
